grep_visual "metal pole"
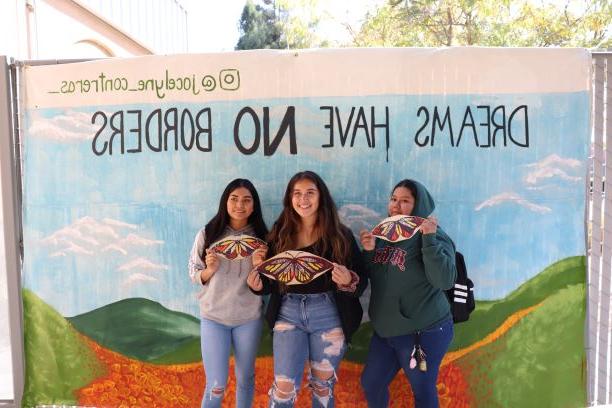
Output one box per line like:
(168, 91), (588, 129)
(0, 56), (24, 408)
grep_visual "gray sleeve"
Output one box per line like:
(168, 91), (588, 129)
(188, 229), (206, 285)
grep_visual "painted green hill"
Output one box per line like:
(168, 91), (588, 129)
(68, 297), (200, 363)
(149, 337), (202, 364)
(81, 255), (585, 366)
(451, 255), (585, 351)
(457, 282), (586, 408)
(345, 255), (586, 362)
(22, 289), (104, 408)
(152, 323), (274, 365)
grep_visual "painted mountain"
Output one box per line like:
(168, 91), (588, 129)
(22, 256), (585, 408)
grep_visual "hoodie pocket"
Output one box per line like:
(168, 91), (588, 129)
(370, 293), (414, 326)
(398, 293), (424, 320)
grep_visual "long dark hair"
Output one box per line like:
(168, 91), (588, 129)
(267, 171), (349, 264)
(203, 179), (268, 252)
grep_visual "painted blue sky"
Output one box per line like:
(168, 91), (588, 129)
(22, 91), (588, 317)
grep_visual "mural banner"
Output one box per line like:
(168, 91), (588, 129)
(21, 48), (589, 407)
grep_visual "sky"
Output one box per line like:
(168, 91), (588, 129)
(21, 86), (588, 317)
(183, 0), (385, 52)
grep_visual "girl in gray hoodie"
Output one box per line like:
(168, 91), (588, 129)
(188, 178), (268, 408)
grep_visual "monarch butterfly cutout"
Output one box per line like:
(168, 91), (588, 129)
(255, 250), (334, 285)
(210, 235), (267, 260)
(371, 215), (427, 242)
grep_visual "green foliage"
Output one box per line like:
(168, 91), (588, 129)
(276, 0), (325, 48)
(235, 0), (326, 49)
(354, 0), (611, 48)
(236, 0), (286, 50)
(22, 289), (104, 408)
(68, 297), (200, 362)
(506, 0), (611, 47)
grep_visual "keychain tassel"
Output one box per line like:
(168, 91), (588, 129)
(416, 344), (427, 372)
(409, 345), (417, 369)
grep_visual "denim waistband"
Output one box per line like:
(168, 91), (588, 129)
(419, 313), (453, 332)
(283, 291), (334, 301)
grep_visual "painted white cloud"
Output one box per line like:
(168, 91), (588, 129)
(122, 273), (159, 287)
(102, 244), (128, 255)
(41, 217), (164, 263)
(338, 204), (382, 231)
(41, 226), (99, 247)
(117, 257), (169, 272)
(475, 192), (551, 214)
(28, 110), (99, 142)
(119, 233), (163, 247)
(61, 242), (94, 256)
(339, 204), (380, 220)
(74, 217), (119, 239)
(524, 154), (582, 185)
(526, 154), (580, 169)
(102, 218), (138, 230)
(525, 167), (581, 185)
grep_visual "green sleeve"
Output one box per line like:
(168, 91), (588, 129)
(421, 232), (456, 290)
(349, 232), (369, 298)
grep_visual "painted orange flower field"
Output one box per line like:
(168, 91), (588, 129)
(75, 299), (546, 407)
(77, 337), (471, 407)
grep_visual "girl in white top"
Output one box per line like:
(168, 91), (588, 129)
(188, 178), (268, 408)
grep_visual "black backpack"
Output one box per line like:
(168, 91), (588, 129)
(445, 251), (475, 323)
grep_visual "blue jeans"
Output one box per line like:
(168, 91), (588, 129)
(361, 317), (454, 408)
(199, 317), (262, 408)
(269, 292), (347, 408)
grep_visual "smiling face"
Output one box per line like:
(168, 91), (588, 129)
(226, 187), (254, 228)
(388, 186), (415, 217)
(291, 179), (320, 222)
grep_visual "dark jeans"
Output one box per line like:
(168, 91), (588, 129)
(360, 317), (454, 408)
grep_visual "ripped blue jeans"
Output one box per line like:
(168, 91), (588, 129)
(269, 292), (347, 408)
(199, 317), (262, 408)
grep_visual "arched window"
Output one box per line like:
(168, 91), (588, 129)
(69, 39), (116, 58)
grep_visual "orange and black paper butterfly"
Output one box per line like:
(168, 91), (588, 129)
(371, 215), (426, 242)
(210, 235), (267, 260)
(255, 250), (334, 285)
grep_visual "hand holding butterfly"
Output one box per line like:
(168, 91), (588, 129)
(331, 263), (352, 286)
(246, 270), (263, 291)
(200, 249), (220, 283)
(421, 216), (438, 235)
(359, 229), (376, 251)
(252, 246), (268, 268)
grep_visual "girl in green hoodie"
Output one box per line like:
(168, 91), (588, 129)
(359, 179), (456, 408)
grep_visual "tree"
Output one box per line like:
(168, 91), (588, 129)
(507, 0), (611, 47)
(235, 0), (327, 50)
(353, 0), (611, 48)
(235, 0), (285, 50)
(276, 0), (327, 49)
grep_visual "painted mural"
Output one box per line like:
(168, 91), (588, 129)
(20, 48), (589, 407)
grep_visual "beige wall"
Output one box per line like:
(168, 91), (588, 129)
(0, 0), (157, 59)
(0, 183), (11, 399)
(0, 0), (30, 60)
(0, 0), (187, 402)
